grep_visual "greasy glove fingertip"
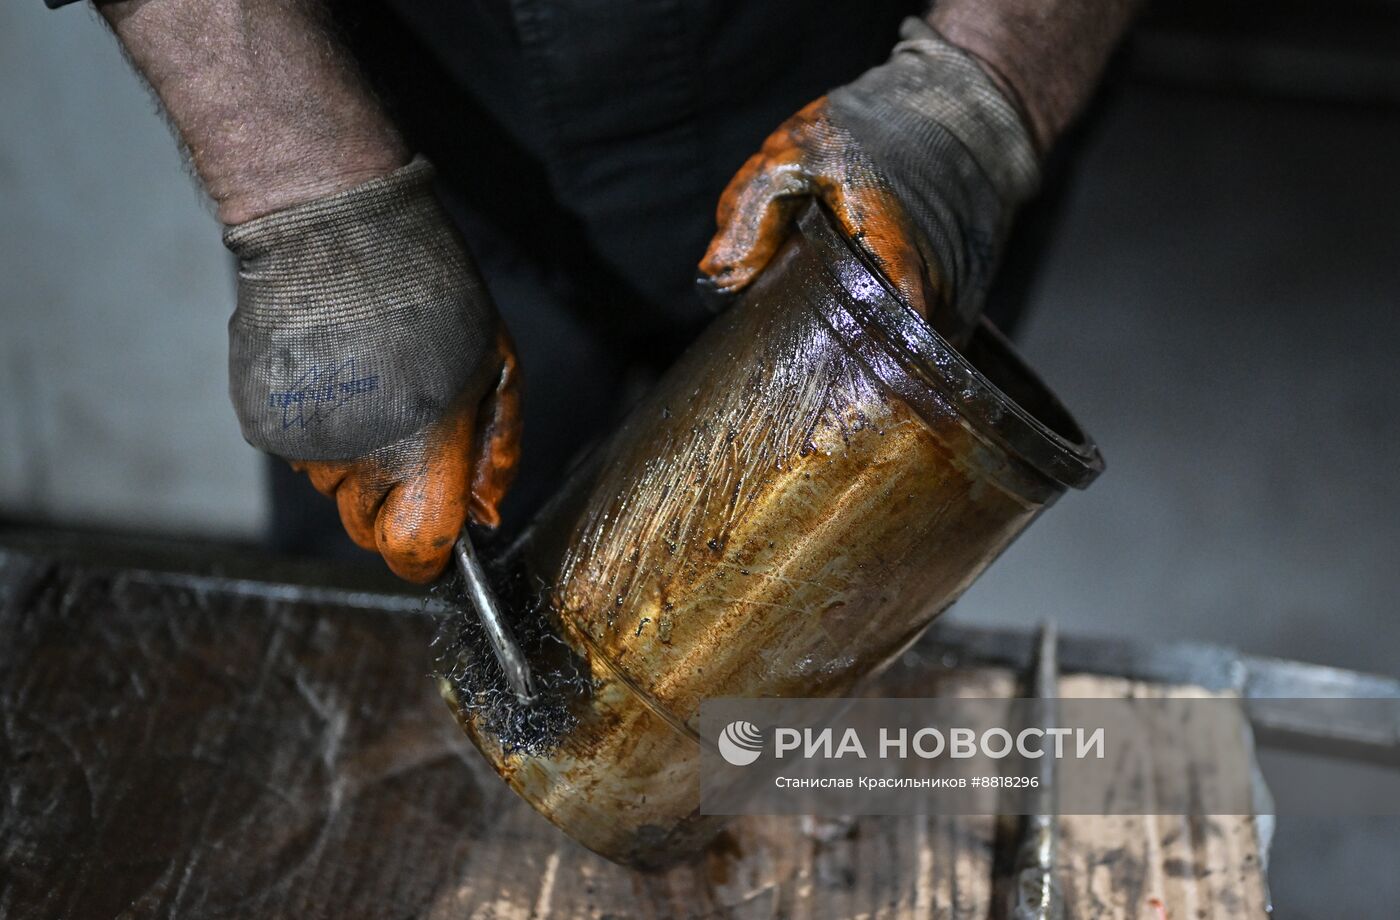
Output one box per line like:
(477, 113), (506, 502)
(374, 481), (466, 584)
(379, 528), (458, 584)
(468, 495), (502, 530)
(335, 481), (384, 552)
(695, 272), (743, 313)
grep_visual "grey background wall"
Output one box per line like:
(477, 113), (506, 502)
(0, 2), (265, 539)
(944, 82), (1400, 916)
(953, 83), (1400, 679)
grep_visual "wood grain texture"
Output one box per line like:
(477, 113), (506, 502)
(1053, 674), (1272, 920)
(0, 555), (1267, 918)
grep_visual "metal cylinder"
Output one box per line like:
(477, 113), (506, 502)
(435, 204), (1103, 867)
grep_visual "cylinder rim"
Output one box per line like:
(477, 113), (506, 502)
(797, 205), (1104, 491)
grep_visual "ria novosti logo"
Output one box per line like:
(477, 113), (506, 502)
(716, 718), (1107, 766)
(718, 720), (765, 766)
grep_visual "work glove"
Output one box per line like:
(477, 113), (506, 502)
(223, 158), (521, 584)
(700, 18), (1040, 340)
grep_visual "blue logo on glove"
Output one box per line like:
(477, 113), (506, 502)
(267, 358), (380, 431)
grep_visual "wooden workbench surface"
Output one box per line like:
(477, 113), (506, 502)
(0, 552), (1268, 918)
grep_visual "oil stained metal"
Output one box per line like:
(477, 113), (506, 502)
(436, 205), (1103, 868)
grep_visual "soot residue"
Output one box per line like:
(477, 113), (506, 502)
(430, 557), (592, 757)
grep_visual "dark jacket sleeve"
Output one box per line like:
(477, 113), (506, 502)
(46, 0), (86, 7)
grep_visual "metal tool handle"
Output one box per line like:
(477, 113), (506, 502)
(453, 530), (538, 705)
(1011, 621), (1063, 920)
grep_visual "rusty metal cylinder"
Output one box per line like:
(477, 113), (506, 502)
(435, 205), (1103, 867)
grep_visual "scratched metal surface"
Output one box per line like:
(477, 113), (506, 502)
(0, 546), (1266, 919)
(441, 207), (1103, 867)
(0, 549), (480, 919)
(0, 546), (984, 919)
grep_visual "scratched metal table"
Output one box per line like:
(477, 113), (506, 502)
(0, 537), (1274, 919)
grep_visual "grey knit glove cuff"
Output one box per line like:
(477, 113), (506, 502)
(224, 158), (496, 461)
(828, 18), (1040, 330)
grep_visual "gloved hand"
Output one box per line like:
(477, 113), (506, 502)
(700, 18), (1040, 340)
(223, 158), (521, 583)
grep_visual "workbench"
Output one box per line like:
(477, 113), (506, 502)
(0, 540), (1276, 918)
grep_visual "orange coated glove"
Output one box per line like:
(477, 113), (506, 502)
(293, 329), (521, 583)
(224, 158), (522, 583)
(702, 97), (941, 318)
(701, 19), (1040, 341)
